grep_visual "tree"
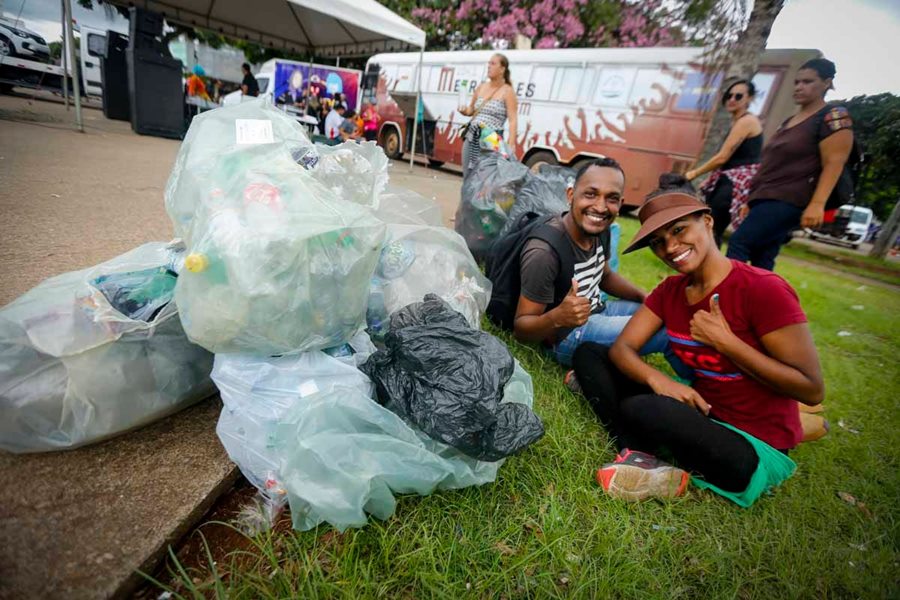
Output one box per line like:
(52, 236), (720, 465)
(384, 0), (689, 51)
(693, 0), (785, 167)
(839, 93), (900, 221)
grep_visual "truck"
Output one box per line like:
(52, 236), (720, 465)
(364, 47), (819, 207)
(222, 58), (362, 112)
(809, 205), (874, 250)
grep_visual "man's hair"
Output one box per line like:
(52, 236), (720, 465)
(241, 62), (251, 72)
(335, 104), (345, 112)
(573, 157), (625, 186)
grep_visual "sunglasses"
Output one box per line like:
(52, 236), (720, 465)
(725, 92), (745, 101)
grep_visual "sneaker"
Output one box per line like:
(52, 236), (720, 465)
(564, 370), (582, 395)
(596, 449), (689, 501)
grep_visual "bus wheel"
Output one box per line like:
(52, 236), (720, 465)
(381, 128), (402, 159)
(524, 151), (558, 172)
(427, 159), (445, 168)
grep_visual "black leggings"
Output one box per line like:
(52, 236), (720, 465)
(706, 175), (734, 249)
(572, 342), (759, 492)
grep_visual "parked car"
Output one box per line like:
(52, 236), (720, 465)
(0, 17), (51, 63)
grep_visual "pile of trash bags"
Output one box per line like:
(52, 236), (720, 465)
(168, 101), (542, 531)
(455, 127), (574, 260)
(0, 242), (215, 452)
(0, 102), (543, 533)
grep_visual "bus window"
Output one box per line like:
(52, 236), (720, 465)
(553, 67), (583, 103)
(593, 67), (637, 108)
(530, 66), (556, 101)
(394, 65), (415, 92)
(749, 72), (778, 116)
(630, 68), (671, 111)
(673, 70), (723, 112)
(510, 64), (531, 98)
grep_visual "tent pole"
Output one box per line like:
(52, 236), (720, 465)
(60, 0), (69, 109)
(302, 54), (313, 112)
(408, 45), (424, 171)
(63, 0), (83, 132)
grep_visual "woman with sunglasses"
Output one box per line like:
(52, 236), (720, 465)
(726, 58), (854, 270)
(572, 175), (824, 505)
(685, 80), (763, 248)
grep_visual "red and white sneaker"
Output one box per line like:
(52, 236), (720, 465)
(564, 370), (582, 395)
(596, 449), (689, 501)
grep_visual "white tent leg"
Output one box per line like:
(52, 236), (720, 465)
(60, 0), (69, 109)
(63, 0), (83, 132)
(408, 46), (424, 171)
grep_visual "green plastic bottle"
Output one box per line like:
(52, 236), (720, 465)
(184, 251), (229, 285)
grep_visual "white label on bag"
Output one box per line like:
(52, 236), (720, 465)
(235, 119), (274, 145)
(298, 380), (319, 398)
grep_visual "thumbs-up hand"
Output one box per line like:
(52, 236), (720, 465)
(551, 279), (592, 328)
(689, 293), (735, 350)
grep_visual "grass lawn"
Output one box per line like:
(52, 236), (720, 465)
(779, 241), (900, 287)
(150, 218), (900, 599)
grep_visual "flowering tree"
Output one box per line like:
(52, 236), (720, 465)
(390, 0), (686, 51)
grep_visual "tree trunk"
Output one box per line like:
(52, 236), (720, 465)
(870, 199), (900, 258)
(696, 0), (785, 167)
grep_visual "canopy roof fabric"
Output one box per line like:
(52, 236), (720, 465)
(117, 0), (425, 57)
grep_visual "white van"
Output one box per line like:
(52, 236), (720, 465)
(78, 25), (107, 97)
(810, 205), (873, 249)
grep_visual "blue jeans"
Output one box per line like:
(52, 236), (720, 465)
(551, 300), (691, 379)
(726, 199), (803, 271)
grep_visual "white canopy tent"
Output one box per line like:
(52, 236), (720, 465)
(86, 0), (428, 166)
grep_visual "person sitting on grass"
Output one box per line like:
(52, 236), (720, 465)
(572, 175), (824, 505)
(512, 159), (687, 377)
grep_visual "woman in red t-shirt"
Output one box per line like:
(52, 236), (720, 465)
(572, 176), (824, 505)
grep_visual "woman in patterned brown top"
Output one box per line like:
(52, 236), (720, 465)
(726, 58), (854, 271)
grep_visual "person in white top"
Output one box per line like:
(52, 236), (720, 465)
(324, 104), (346, 139)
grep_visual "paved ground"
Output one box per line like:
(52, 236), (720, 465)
(0, 92), (463, 599)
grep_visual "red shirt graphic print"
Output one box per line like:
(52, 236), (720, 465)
(645, 261), (807, 450)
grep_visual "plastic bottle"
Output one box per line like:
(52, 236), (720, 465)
(184, 250), (229, 285)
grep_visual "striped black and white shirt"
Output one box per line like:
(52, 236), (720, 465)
(519, 216), (607, 314)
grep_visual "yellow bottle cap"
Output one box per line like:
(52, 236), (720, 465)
(184, 253), (209, 273)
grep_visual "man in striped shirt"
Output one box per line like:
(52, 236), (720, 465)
(512, 158), (682, 370)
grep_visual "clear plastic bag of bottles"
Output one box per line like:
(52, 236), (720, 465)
(313, 141), (389, 209)
(455, 149), (529, 261)
(0, 242), (215, 453)
(373, 185), (444, 228)
(213, 331), (375, 503)
(366, 224), (490, 340)
(212, 330), (534, 533)
(165, 100), (386, 354)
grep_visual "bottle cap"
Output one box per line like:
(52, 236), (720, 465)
(184, 253), (209, 273)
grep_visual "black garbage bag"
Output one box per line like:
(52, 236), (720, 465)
(501, 164), (574, 237)
(361, 294), (544, 461)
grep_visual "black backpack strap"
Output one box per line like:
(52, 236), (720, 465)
(526, 219), (576, 308)
(529, 220), (611, 309)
